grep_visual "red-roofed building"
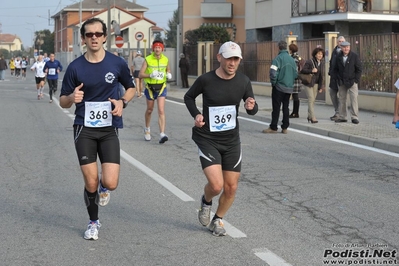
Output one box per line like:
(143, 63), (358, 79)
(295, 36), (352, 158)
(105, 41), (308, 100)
(51, 0), (164, 65)
(0, 34), (22, 53)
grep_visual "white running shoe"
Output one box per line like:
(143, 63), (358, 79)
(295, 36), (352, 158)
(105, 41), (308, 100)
(98, 184), (110, 207)
(159, 133), (168, 144)
(198, 200), (211, 226)
(209, 218), (226, 236)
(144, 129), (151, 141)
(84, 220), (101, 240)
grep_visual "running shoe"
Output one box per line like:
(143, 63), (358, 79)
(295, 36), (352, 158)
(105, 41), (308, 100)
(37, 95), (40, 100)
(84, 220), (101, 240)
(198, 200), (211, 226)
(49, 100), (53, 103)
(98, 184), (110, 207)
(159, 133), (168, 144)
(209, 218), (226, 236)
(144, 129), (151, 141)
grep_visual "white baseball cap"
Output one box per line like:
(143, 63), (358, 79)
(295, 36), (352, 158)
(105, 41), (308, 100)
(137, 50), (142, 55)
(218, 41), (242, 59)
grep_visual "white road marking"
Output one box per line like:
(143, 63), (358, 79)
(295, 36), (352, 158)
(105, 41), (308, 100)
(120, 150), (194, 202)
(55, 97), (193, 201)
(208, 211), (247, 238)
(198, 210), (247, 238)
(253, 248), (293, 266)
(55, 96), (247, 238)
(238, 116), (399, 158)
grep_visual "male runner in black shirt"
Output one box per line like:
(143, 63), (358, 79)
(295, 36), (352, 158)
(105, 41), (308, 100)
(184, 41), (258, 236)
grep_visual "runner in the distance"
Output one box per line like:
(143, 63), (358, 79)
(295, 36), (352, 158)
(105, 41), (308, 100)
(43, 53), (63, 103)
(30, 55), (46, 100)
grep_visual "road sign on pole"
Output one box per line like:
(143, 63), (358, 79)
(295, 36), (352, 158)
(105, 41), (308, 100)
(115, 36), (124, 48)
(135, 32), (144, 41)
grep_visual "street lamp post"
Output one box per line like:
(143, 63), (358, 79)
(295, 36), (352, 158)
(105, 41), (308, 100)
(36, 35), (44, 55)
(25, 28), (34, 57)
(26, 22), (36, 57)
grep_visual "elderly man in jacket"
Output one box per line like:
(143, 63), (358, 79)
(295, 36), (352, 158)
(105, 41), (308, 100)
(328, 36), (346, 120)
(333, 41), (362, 124)
(263, 41), (297, 134)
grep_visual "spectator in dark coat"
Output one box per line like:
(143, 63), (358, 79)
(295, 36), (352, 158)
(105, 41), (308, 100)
(301, 47), (325, 123)
(333, 41), (362, 124)
(288, 43), (302, 118)
(0, 55), (8, 80)
(179, 53), (190, 88)
(328, 36), (345, 120)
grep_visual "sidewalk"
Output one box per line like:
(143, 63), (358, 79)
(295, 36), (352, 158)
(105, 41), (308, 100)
(167, 84), (399, 154)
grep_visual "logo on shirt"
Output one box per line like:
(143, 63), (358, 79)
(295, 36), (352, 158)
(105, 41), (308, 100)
(105, 72), (115, 84)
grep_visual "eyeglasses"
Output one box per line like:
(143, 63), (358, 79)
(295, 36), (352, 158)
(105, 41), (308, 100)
(85, 32), (104, 38)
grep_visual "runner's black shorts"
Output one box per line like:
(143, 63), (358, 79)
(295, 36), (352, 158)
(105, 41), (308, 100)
(193, 136), (242, 172)
(35, 77), (46, 84)
(73, 125), (120, 165)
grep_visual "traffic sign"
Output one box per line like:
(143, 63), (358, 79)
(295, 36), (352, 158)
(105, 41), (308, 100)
(115, 36), (124, 48)
(135, 32), (144, 41)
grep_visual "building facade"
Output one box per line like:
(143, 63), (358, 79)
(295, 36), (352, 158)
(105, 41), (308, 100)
(245, 0), (399, 42)
(0, 34), (22, 54)
(182, 0), (246, 43)
(51, 0), (163, 66)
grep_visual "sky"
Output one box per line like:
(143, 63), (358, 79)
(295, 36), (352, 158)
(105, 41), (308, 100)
(0, 0), (177, 48)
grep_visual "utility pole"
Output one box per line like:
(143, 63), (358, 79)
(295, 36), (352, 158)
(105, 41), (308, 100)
(79, 0), (82, 54)
(107, 0), (111, 51)
(176, 0), (183, 86)
(0, 23), (2, 53)
(178, 0), (183, 54)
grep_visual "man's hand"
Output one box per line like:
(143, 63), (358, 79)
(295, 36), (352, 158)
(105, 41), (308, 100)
(194, 114), (205, 128)
(244, 97), (255, 110)
(109, 98), (124, 117)
(166, 72), (172, 80)
(150, 70), (159, 78)
(72, 83), (84, 103)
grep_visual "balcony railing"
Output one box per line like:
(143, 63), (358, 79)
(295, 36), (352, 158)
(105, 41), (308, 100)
(292, 0), (399, 16)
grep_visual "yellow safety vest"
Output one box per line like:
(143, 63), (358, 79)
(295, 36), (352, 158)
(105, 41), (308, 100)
(144, 53), (169, 98)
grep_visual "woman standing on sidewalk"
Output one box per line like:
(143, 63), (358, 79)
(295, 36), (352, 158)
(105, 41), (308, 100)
(289, 43), (302, 118)
(301, 47), (325, 123)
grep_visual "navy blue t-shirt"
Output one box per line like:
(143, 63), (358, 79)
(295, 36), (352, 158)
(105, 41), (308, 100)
(61, 51), (134, 128)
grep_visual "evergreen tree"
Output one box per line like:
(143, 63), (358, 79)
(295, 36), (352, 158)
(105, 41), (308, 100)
(34, 30), (54, 54)
(184, 25), (231, 46)
(164, 9), (178, 48)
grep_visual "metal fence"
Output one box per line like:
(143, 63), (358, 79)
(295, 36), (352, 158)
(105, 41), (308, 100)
(185, 33), (399, 93)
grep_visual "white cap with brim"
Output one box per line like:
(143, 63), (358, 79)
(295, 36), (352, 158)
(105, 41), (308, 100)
(219, 41), (242, 59)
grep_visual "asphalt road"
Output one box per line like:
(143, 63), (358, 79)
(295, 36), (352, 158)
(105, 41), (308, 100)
(1, 70), (398, 266)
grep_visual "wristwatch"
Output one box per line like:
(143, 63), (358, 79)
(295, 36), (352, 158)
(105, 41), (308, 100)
(121, 97), (128, 108)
